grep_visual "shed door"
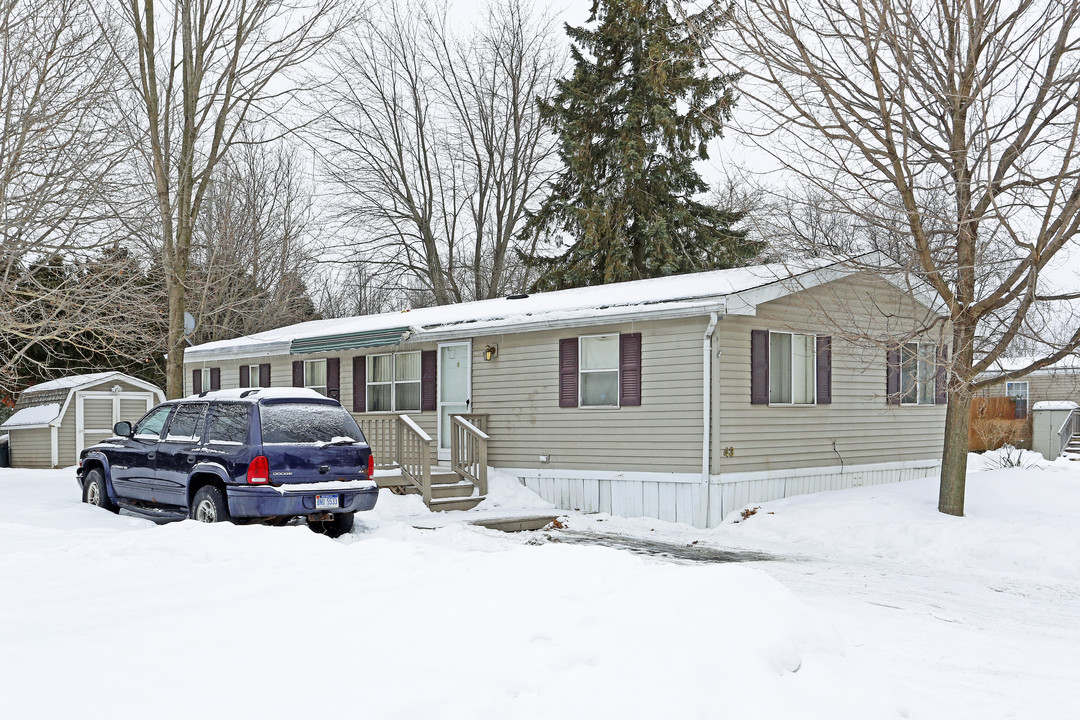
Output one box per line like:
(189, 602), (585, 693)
(75, 391), (155, 462)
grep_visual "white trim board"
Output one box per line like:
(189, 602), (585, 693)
(711, 458), (942, 485)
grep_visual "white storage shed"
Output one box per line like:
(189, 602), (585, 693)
(0, 372), (164, 469)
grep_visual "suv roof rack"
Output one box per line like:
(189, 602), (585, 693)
(240, 389), (261, 398)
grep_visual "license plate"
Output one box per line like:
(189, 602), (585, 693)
(315, 494), (339, 510)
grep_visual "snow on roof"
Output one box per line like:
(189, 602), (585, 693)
(1032, 401), (1079, 411)
(16, 372), (165, 403)
(984, 355), (1080, 375)
(1, 403), (62, 429)
(186, 257), (877, 361)
(21, 372), (119, 394)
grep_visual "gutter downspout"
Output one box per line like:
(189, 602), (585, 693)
(703, 312), (720, 526)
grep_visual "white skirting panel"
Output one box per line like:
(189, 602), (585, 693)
(508, 459), (941, 529)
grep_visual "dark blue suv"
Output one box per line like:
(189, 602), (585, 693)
(77, 388), (378, 537)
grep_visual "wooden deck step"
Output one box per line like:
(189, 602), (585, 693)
(427, 495), (486, 512)
(430, 481), (480, 499)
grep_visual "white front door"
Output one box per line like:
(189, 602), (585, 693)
(437, 342), (471, 460)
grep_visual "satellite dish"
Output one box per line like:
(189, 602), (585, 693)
(183, 312), (196, 337)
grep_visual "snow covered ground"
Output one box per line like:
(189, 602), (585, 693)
(1, 454), (1078, 719)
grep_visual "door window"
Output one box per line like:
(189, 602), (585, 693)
(134, 406), (172, 439)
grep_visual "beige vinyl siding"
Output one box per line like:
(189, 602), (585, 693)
(120, 397), (153, 423)
(187, 346), (441, 444)
(713, 274), (947, 475)
(471, 318), (707, 473)
(8, 427), (53, 469)
(56, 402), (76, 467)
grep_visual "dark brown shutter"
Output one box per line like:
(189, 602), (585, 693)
(750, 330), (769, 405)
(886, 345), (901, 405)
(935, 345), (949, 405)
(816, 336), (832, 405)
(209, 367), (221, 391)
(352, 356), (366, 412)
(259, 363), (271, 388)
(192, 369), (202, 395)
(619, 333), (642, 406)
(239, 365), (250, 388)
(559, 338), (579, 408)
(421, 350), (437, 411)
(292, 360), (304, 387)
(327, 357), (340, 400)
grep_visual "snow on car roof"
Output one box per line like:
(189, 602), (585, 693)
(182, 388), (332, 403)
(185, 256), (876, 361)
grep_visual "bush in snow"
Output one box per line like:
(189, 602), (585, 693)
(980, 445), (1046, 471)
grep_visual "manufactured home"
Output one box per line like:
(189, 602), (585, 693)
(183, 258), (948, 527)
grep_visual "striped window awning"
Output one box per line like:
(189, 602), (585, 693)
(290, 327), (410, 354)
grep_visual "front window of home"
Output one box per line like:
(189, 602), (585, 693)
(770, 331), (815, 405)
(304, 359), (327, 396)
(901, 342), (937, 405)
(367, 352), (421, 412)
(196, 368), (209, 395)
(579, 334), (619, 407)
(246, 365), (260, 388)
(1006, 381), (1029, 418)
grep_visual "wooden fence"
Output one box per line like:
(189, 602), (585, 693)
(969, 397), (1031, 451)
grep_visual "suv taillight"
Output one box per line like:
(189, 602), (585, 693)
(367, 453), (375, 479)
(247, 455), (270, 484)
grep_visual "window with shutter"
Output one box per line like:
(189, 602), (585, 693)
(558, 333), (642, 408)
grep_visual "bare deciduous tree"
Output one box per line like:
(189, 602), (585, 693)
(699, 0), (1080, 515)
(0, 0), (155, 397)
(316, 0), (561, 305)
(101, 0), (348, 398)
(187, 140), (321, 344)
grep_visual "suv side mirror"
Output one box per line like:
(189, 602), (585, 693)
(114, 421), (133, 437)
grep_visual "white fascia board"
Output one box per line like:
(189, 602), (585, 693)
(183, 340), (293, 365)
(411, 300), (728, 343)
(726, 256), (946, 318)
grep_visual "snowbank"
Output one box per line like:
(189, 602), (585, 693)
(724, 461), (1080, 582)
(0, 468), (907, 720)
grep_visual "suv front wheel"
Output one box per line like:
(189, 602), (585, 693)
(82, 468), (119, 513)
(190, 485), (231, 524)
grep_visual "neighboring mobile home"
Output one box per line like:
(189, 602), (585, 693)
(979, 359), (1080, 418)
(1, 372), (165, 469)
(183, 257), (948, 527)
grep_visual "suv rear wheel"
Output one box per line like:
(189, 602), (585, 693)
(190, 485), (231, 524)
(82, 468), (119, 513)
(308, 512), (354, 538)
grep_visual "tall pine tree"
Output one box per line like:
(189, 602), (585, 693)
(524, 0), (758, 290)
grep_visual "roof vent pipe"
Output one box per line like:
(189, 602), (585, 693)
(506, 293), (529, 300)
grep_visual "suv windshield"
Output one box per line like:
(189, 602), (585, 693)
(259, 403), (366, 444)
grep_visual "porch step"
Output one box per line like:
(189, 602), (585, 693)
(428, 495), (486, 512)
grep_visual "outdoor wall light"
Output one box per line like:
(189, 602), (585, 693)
(484, 344), (498, 361)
